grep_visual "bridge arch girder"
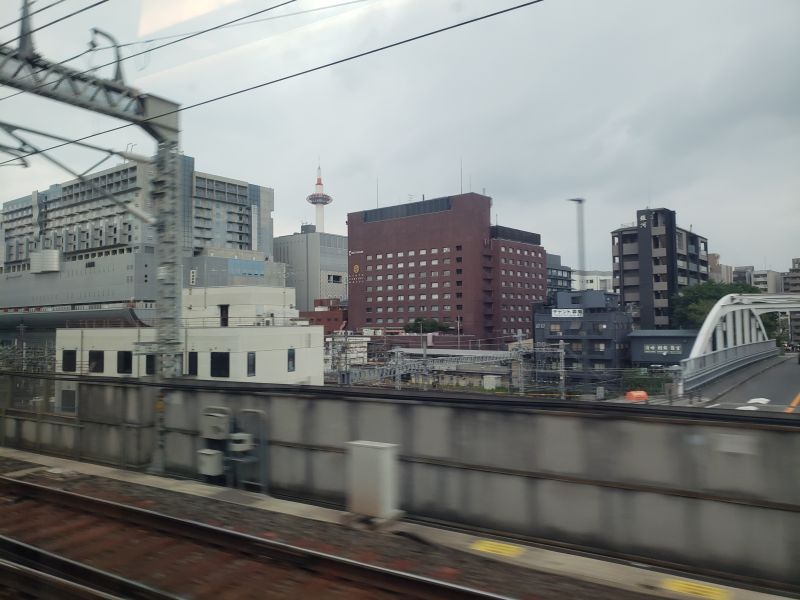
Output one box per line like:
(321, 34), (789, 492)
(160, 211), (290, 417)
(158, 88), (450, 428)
(689, 294), (800, 358)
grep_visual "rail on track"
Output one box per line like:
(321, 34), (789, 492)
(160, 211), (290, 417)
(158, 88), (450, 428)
(0, 476), (508, 600)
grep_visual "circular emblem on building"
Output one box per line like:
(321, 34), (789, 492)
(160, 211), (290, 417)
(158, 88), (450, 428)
(353, 264), (360, 274)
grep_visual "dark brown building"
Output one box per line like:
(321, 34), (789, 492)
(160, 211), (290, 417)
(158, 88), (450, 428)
(347, 193), (546, 341)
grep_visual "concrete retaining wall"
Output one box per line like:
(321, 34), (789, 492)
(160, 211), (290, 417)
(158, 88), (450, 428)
(1, 372), (798, 588)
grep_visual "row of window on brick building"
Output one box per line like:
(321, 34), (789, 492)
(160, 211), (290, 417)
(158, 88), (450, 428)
(366, 246), (544, 260)
(367, 260), (544, 271)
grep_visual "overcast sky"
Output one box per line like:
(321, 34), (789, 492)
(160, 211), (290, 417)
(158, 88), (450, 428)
(1, 0), (798, 270)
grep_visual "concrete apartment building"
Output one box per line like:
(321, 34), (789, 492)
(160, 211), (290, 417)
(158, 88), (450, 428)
(752, 269), (784, 294)
(347, 193), (547, 341)
(546, 254), (572, 301)
(273, 224), (348, 312)
(533, 290), (632, 377)
(708, 253), (733, 283)
(733, 265), (755, 286)
(612, 208), (709, 329)
(572, 270), (613, 292)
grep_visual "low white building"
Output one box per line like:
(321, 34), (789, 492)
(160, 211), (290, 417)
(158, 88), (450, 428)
(54, 285), (323, 385)
(55, 326), (323, 385)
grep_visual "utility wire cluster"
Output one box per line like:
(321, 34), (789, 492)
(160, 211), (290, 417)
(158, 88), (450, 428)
(0, 0), (546, 165)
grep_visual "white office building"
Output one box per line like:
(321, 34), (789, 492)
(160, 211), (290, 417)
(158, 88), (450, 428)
(572, 270), (613, 292)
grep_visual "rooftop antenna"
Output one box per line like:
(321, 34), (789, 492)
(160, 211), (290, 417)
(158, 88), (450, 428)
(460, 158), (463, 194)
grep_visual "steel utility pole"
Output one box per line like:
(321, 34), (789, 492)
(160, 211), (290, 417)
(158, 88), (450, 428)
(568, 198), (586, 290)
(558, 339), (566, 401)
(516, 330), (525, 395)
(0, 1), (182, 379)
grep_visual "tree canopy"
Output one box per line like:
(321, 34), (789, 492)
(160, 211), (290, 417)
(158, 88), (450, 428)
(671, 282), (777, 337)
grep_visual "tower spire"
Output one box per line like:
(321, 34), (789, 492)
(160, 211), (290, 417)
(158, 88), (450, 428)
(315, 163), (324, 194)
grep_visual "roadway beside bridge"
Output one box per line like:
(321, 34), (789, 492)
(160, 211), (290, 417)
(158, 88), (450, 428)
(699, 353), (800, 413)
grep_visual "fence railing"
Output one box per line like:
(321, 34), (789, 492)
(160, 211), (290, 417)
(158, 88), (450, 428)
(681, 339), (778, 391)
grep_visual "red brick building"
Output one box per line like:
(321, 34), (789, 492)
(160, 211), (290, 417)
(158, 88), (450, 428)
(347, 193), (546, 342)
(300, 298), (347, 334)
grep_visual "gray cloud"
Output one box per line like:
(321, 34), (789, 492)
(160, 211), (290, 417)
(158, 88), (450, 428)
(1, 0), (797, 271)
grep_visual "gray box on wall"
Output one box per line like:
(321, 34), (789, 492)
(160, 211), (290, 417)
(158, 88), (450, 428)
(346, 440), (399, 519)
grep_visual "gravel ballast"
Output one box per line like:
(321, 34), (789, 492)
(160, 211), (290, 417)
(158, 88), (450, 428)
(15, 470), (657, 600)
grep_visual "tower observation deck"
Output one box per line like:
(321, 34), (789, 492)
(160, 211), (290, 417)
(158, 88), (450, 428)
(306, 166), (333, 233)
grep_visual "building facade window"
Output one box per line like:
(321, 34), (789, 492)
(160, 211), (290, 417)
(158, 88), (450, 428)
(247, 351), (256, 376)
(117, 351), (133, 375)
(188, 352), (198, 375)
(210, 352), (230, 378)
(88, 350), (104, 373)
(288, 348), (296, 372)
(62, 350), (77, 372)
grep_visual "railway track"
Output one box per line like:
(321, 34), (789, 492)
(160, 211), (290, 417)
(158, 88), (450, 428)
(0, 476), (509, 600)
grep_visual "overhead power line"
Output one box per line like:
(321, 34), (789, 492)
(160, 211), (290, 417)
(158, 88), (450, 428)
(2, 0), (110, 45)
(0, 0), (297, 102)
(107, 0), (372, 49)
(0, 0), (69, 32)
(0, 0), (546, 166)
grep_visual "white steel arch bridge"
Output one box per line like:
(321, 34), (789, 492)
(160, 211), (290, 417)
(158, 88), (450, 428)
(681, 294), (800, 391)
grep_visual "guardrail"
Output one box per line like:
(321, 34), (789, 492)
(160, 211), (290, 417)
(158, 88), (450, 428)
(681, 339), (779, 391)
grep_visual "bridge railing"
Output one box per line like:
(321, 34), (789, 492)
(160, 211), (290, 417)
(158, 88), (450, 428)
(681, 339), (779, 391)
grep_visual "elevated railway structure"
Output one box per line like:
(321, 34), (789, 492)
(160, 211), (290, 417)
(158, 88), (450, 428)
(681, 293), (800, 391)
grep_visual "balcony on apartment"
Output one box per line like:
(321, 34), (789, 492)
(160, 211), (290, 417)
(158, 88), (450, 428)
(622, 242), (639, 255)
(652, 247), (667, 258)
(622, 260), (640, 270)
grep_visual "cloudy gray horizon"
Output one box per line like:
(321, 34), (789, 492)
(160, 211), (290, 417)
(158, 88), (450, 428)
(1, 0), (797, 272)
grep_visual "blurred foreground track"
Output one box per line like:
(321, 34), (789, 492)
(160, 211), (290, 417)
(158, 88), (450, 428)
(0, 476), (509, 600)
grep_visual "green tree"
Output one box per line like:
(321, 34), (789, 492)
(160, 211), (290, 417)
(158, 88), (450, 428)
(403, 318), (452, 333)
(760, 313), (780, 341)
(671, 282), (770, 331)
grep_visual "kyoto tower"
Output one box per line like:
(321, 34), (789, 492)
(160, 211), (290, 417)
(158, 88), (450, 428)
(306, 165), (333, 233)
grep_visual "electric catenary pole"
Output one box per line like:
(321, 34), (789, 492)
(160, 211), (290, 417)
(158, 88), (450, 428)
(0, 0), (182, 378)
